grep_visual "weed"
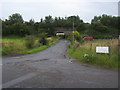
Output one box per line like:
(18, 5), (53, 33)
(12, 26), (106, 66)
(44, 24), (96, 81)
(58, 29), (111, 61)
(68, 39), (118, 69)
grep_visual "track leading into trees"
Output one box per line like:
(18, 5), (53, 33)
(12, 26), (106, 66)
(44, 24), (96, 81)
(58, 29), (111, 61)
(2, 40), (118, 88)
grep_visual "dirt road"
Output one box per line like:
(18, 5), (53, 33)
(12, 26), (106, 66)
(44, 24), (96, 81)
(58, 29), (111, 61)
(2, 40), (118, 88)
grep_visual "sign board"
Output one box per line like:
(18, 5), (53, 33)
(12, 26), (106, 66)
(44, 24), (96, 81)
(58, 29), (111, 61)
(96, 46), (109, 53)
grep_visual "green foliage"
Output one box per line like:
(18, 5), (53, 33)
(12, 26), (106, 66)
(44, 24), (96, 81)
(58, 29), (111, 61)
(2, 36), (59, 55)
(91, 14), (119, 38)
(2, 36), (27, 55)
(8, 13), (24, 24)
(39, 37), (48, 45)
(74, 31), (82, 42)
(68, 39), (118, 69)
(91, 22), (109, 33)
(2, 44), (13, 55)
(24, 38), (59, 54)
(2, 13), (119, 39)
(25, 35), (36, 49)
(67, 30), (82, 44)
(25, 45), (48, 54)
(89, 22), (110, 38)
(67, 15), (83, 26)
(92, 14), (119, 29)
(37, 33), (48, 45)
(76, 23), (86, 32)
(45, 15), (53, 23)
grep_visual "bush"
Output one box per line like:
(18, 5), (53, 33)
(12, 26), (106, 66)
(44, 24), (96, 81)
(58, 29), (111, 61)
(37, 33), (48, 45)
(67, 30), (83, 45)
(39, 37), (48, 45)
(25, 35), (36, 49)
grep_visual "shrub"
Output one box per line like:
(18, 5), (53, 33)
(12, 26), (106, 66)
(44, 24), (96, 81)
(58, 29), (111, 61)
(39, 37), (48, 45)
(37, 33), (48, 45)
(67, 30), (83, 45)
(25, 35), (36, 49)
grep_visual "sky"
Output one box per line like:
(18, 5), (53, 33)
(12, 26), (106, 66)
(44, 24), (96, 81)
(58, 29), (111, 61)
(0, 0), (119, 23)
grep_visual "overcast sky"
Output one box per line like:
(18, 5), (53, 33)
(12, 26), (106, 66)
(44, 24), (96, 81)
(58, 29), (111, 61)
(0, 0), (119, 23)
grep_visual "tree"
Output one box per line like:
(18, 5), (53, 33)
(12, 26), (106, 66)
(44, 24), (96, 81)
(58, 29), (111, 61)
(40, 18), (43, 23)
(2, 13), (119, 39)
(76, 23), (86, 33)
(67, 16), (83, 26)
(91, 14), (119, 29)
(29, 19), (35, 23)
(90, 22), (110, 38)
(44, 15), (53, 23)
(8, 13), (24, 24)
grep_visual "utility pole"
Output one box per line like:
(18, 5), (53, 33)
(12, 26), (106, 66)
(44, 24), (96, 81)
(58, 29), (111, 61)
(73, 22), (74, 45)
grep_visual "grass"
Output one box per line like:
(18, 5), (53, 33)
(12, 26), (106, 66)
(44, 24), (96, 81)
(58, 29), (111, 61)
(68, 39), (119, 69)
(1, 36), (27, 55)
(1, 36), (59, 56)
(24, 39), (59, 54)
(24, 45), (48, 54)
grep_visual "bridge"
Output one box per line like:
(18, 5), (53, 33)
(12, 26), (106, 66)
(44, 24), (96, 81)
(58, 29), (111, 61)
(54, 27), (73, 36)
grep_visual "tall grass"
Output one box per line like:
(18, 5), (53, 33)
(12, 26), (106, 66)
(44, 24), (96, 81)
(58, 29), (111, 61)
(2, 36), (27, 55)
(2, 36), (59, 56)
(68, 39), (119, 69)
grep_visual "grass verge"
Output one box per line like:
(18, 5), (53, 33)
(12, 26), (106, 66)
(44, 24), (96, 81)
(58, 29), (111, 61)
(2, 36), (59, 56)
(2, 36), (26, 55)
(24, 39), (59, 54)
(67, 39), (119, 69)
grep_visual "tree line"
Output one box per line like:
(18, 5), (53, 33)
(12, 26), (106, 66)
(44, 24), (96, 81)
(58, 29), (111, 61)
(1, 13), (119, 38)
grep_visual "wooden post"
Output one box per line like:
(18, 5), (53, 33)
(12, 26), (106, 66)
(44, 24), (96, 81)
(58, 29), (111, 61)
(90, 43), (92, 51)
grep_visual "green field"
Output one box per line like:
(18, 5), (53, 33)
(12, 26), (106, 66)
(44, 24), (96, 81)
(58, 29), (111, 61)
(68, 39), (119, 69)
(1, 36), (59, 56)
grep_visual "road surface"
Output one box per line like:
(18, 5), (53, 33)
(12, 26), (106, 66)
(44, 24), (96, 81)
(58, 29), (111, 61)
(2, 40), (118, 88)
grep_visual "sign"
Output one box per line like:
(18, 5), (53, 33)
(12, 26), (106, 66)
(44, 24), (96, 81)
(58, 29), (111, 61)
(96, 46), (109, 53)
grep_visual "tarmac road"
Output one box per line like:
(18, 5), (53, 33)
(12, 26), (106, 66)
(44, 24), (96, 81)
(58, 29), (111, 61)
(2, 40), (118, 88)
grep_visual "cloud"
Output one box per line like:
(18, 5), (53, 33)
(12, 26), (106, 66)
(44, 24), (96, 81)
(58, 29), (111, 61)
(1, 0), (118, 22)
